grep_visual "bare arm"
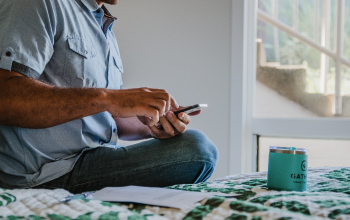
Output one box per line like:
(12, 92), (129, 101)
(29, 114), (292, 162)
(0, 70), (109, 128)
(0, 69), (176, 128)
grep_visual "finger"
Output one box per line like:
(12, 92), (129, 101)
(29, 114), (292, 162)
(149, 123), (169, 139)
(166, 111), (186, 134)
(141, 87), (152, 92)
(177, 112), (191, 125)
(141, 107), (159, 127)
(145, 88), (177, 111)
(159, 116), (176, 136)
(145, 88), (164, 92)
(149, 124), (162, 137)
(170, 95), (179, 109)
(188, 109), (202, 116)
(147, 99), (166, 117)
(155, 121), (163, 130)
(156, 90), (171, 112)
(165, 95), (170, 113)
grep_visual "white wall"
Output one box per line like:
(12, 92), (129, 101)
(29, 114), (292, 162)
(106, 0), (232, 179)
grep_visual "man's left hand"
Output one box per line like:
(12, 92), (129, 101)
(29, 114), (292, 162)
(144, 106), (201, 139)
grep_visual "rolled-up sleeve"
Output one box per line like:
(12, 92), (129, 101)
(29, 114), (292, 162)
(0, 0), (56, 79)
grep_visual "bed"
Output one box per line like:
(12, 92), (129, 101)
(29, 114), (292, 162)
(1, 166), (350, 219)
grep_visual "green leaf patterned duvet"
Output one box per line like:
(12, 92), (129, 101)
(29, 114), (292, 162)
(1, 167), (350, 219)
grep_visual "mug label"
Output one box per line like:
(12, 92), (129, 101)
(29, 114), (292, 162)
(290, 173), (307, 179)
(301, 160), (307, 171)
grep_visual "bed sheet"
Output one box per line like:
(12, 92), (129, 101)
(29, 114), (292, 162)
(0, 167), (350, 219)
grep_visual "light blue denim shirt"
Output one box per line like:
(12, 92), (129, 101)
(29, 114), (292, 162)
(0, 0), (124, 188)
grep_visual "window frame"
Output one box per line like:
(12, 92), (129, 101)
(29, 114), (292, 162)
(231, 0), (350, 175)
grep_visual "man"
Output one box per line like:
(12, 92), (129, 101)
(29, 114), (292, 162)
(0, 0), (218, 193)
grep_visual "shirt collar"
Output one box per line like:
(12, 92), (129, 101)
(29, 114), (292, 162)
(101, 5), (118, 21)
(80, 0), (118, 21)
(80, 0), (100, 11)
(81, 0), (118, 20)
(80, 0), (118, 33)
(101, 5), (118, 32)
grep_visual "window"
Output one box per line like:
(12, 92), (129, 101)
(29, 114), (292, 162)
(253, 0), (350, 172)
(256, 0), (350, 118)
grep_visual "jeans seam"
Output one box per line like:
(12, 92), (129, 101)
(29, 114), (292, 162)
(67, 160), (215, 189)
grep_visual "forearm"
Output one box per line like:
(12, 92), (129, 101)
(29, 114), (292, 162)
(0, 70), (108, 128)
(0, 68), (177, 129)
(113, 117), (152, 141)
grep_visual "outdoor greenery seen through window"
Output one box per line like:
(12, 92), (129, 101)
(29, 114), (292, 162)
(258, 0), (350, 94)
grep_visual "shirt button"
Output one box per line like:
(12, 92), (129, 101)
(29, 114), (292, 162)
(113, 128), (117, 133)
(5, 51), (11, 57)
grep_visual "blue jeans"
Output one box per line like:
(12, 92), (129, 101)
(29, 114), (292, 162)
(35, 129), (218, 193)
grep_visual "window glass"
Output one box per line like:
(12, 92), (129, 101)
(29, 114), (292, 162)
(256, 0), (350, 118)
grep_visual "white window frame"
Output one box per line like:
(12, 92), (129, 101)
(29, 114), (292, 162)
(229, 0), (256, 175)
(230, 0), (350, 175)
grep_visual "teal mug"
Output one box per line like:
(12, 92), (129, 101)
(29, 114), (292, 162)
(267, 146), (308, 191)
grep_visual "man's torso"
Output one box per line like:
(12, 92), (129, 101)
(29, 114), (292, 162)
(0, 0), (123, 188)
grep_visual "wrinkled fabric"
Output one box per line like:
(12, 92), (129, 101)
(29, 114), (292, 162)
(0, 0), (124, 188)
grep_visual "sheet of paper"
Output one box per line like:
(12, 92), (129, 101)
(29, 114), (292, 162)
(212, 192), (240, 197)
(90, 186), (223, 209)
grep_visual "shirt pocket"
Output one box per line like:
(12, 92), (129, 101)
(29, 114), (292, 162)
(107, 56), (123, 89)
(63, 36), (98, 87)
(113, 54), (124, 74)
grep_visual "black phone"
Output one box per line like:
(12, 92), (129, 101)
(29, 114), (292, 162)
(173, 104), (208, 117)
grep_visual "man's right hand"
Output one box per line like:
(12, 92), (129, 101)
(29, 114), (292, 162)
(106, 88), (179, 127)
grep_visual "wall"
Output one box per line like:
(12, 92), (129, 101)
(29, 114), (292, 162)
(106, 0), (232, 179)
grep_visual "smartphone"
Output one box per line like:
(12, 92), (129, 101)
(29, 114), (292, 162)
(173, 104), (208, 117)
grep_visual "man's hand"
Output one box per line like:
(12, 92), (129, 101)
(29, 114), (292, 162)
(113, 106), (201, 141)
(146, 106), (201, 139)
(106, 88), (178, 127)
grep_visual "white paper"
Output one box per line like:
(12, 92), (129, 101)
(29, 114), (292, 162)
(90, 186), (220, 209)
(212, 192), (240, 197)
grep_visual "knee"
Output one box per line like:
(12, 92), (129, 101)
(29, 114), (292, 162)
(179, 129), (218, 167)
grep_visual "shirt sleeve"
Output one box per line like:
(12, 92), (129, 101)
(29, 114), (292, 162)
(0, 0), (57, 79)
